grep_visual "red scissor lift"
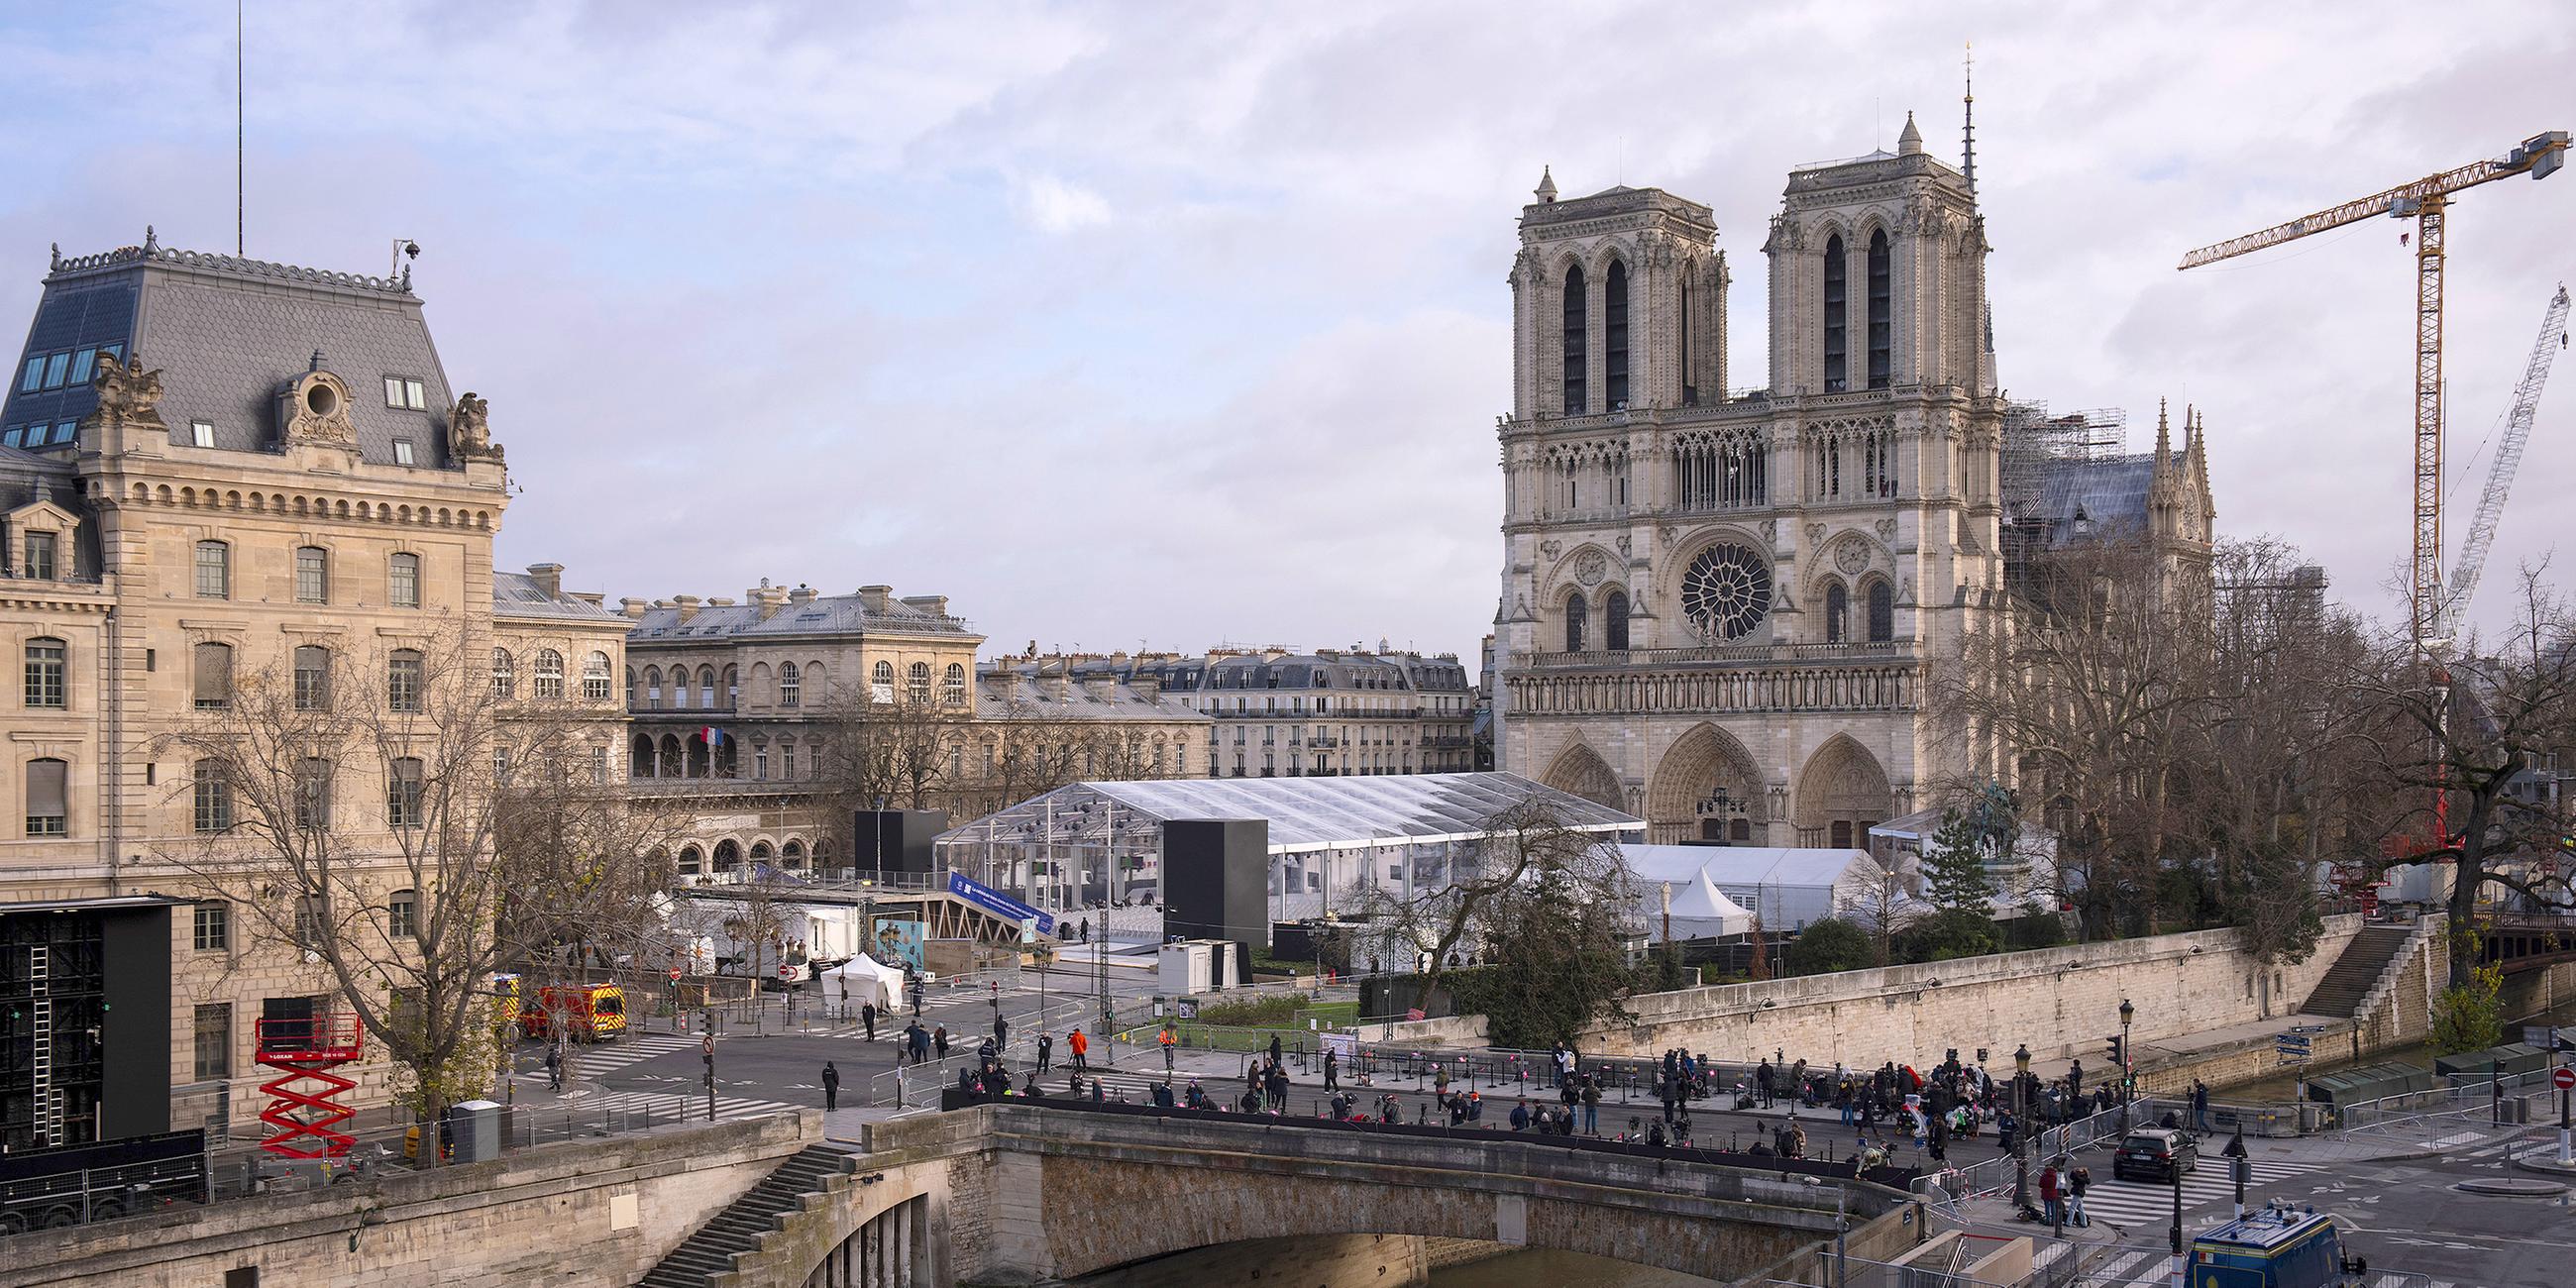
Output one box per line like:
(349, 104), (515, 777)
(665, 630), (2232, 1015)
(256, 1014), (364, 1159)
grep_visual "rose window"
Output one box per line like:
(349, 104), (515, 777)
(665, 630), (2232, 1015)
(1680, 544), (1772, 641)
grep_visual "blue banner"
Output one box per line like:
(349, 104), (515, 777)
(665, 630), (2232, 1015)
(948, 872), (1055, 937)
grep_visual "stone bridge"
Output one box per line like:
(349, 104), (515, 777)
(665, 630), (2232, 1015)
(706, 1102), (1925, 1286)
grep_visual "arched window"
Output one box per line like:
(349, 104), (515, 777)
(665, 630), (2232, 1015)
(295, 644), (333, 710)
(295, 546), (330, 603)
(750, 840), (773, 867)
(625, 667), (638, 706)
(632, 733), (655, 778)
(24, 758), (67, 835)
(1867, 230), (1891, 389)
(943, 663), (967, 706)
(1868, 580), (1894, 643)
(533, 649), (564, 699)
(386, 758), (424, 827)
(1604, 590), (1630, 652)
(387, 648), (424, 711)
(585, 652), (613, 701)
(1563, 593), (1588, 654)
(678, 845), (702, 877)
(1825, 581), (1849, 644)
(1560, 263), (1588, 413)
(1604, 260), (1630, 409)
(644, 666), (663, 709)
(1822, 235), (1848, 392)
(490, 648), (515, 700)
(872, 660), (894, 695)
(24, 637), (65, 708)
(193, 540), (230, 598)
(780, 661), (802, 708)
(722, 665), (738, 707)
(193, 641), (233, 708)
(698, 665), (715, 707)
(907, 661), (931, 703)
(782, 839), (805, 869)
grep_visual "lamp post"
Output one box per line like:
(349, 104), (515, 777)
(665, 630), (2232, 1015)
(2011, 1042), (2032, 1214)
(2118, 998), (2136, 1133)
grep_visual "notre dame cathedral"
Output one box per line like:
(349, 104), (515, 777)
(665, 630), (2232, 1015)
(1493, 111), (2215, 845)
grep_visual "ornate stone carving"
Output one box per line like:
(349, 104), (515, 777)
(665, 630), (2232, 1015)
(1760, 519), (1777, 543)
(1804, 522), (1826, 547)
(1615, 535), (1632, 558)
(1875, 517), (1898, 541)
(280, 372), (357, 448)
(1834, 540), (1870, 576)
(1540, 540), (1563, 561)
(1573, 549), (1608, 587)
(450, 391), (503, 463)
(90, 351), (166, 426)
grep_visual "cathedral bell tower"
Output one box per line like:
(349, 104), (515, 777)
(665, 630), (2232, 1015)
(1508, 172), (1730, 421)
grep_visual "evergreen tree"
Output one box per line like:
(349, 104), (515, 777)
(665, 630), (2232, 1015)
(1924, 806), (1997, 912)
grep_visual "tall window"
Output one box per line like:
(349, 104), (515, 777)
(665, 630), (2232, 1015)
(1560, 263), (1588, 413)
(192, 902), (229, 951)
(907, 662), (931, 703)
(1605, 590), (1630, 652)
(387, 552), (420, 608)
(944, 663), (967, 706)
(194, 540), (230, 598)
(697, 666), (714, 707)
(871, 660), (893, 695)
(23, 531), (55, 580)
(1822, 234), (1848, 392)
(643, 666), (661, 709)
(24, 758), (66, 835)
(293, 645), (331, 711)
(386, 759), (424, 827)
(387, 649), (424, 712)
(1604, 260), (1630, 409)
(724, 666), (738, 707)
(193, 641), (234, 708)
(584, 652), (612, 701)
(1563, 592), (1588, 653)
(24, 637), (64, 708)
(193, 761), (233, 833)
(590, 744), (609, 785)
(386, 889), (418, 938)
(490, 648), (516, 700)
(294, 759), (332, 830)
(780, 661), (802, 708)
(1866, 230), (1891, 390)
(193, 1003), (232, 1082)
(533, 649), (564, 699)
(295, 546), (330, 603)
(1825, 582), (1849, 644)
(1868, 581), (1894, 644)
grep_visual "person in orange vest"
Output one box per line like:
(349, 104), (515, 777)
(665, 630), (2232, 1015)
(1069, 1025), (1090, 1071)
(1158, 1022), (1178, 1073)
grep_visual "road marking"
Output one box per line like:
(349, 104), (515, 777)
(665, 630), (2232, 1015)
(2093, 1249), (2151, 1281)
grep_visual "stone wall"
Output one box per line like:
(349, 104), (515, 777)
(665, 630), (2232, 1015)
(1579, 915), (2366, 1068)
(15, 1114), (813, 1287)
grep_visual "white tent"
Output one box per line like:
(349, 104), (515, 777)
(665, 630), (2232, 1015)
(1652, 870), (1753, 940)
(819, 955), (905, 1012)
(1621, 845), (1891, 930)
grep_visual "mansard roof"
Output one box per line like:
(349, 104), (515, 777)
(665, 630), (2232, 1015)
(492, 570), (625, 622)
(625, 590), (976, 643)
(9, 235), (459, 468)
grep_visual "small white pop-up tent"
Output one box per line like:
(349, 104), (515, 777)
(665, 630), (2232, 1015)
(1653, 869), (1754, 940)
(819, 955), (905, 1013)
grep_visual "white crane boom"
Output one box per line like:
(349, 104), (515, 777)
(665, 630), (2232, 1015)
(2445, 283), (2572, 637)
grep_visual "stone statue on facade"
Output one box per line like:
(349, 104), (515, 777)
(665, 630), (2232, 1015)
(90, 351), (166, 427)
(450, 392), (503, 463)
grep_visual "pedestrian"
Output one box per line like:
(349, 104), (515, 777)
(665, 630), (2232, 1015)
(2038, 1160), (2063, 1229)
(1511, 1099), (1531, 1130)
(1037, 1031), (1054, 1072)
(1433, 1063), (1450, 1099)
(1581, 1076), (1601, 1135)
(2068, 1057), (2084, 1097)
(1069, 1025), (1090, 1071)
(2192, 1079), (2211, 1132)
(1324, 1048), (1340, 1094)
(934, 1024), (950, 1060)
(822, 1061), (840, 1112)
(862, 1002), (878, 1041)
(2068, 1162), (2093, 1228)
(1158, 1023), (1178, 1071)
(1268, 1033), (1283, 1066)
(544, 1043), (564, 1093)
(1756, 1058), (1775, 1108)
(995, 1014), (1011, 1052)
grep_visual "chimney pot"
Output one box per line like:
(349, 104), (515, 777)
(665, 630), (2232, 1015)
(525, 563), (563, 596)
(620, 597), (650, 619)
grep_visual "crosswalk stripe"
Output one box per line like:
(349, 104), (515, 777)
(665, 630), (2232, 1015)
(2094, 1249), (2152, 1281)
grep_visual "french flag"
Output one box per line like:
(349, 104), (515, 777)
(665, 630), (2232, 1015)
(699, 726), (725, 748)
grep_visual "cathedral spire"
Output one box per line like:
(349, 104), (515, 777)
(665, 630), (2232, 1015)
(1962, 42), (1978, 195)
(1534, 165), (1557, 204)
(2155, 397), (2171, 462)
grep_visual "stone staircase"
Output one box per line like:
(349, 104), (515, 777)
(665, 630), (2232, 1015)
(636, 1143), (858, 1288)
(2299, 924), (2417, 1019)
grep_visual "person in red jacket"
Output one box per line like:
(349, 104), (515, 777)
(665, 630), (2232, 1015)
(1069, 1025), (1090, 1071)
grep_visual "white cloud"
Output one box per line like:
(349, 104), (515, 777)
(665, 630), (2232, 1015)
(1013, 173), (1113, 234)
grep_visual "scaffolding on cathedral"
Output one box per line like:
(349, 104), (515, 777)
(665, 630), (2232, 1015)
(1998, 401), (2128, 527)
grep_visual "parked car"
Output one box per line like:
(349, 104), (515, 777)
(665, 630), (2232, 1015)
(2112, 1127), (2199, 1182)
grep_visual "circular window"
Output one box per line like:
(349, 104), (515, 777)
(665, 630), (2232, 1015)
(305, 381), (338, 417)
(1680, 544), (1772, 641)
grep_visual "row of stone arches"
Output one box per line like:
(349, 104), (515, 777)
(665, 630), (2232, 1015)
(667, 834), (825, 877)
(1543, 723), (1894, 848)
(123, 482), (493, 528)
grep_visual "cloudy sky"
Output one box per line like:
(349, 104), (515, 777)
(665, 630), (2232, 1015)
(3, 1), (2570, 666)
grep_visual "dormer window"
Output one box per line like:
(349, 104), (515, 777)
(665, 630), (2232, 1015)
(383, 377), (426, 410)
(393, 439), (416, 466)
(24, 532), (55, 581)
(190, 421), (215, 448)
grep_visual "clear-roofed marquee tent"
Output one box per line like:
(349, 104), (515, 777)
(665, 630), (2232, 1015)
(935, 772), (1644, 922)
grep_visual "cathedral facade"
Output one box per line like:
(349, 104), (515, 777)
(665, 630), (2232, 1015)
(1493, 116), (2210, 847)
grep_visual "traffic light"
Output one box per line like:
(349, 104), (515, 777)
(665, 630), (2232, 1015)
(2106, 1034), (2126, 1068)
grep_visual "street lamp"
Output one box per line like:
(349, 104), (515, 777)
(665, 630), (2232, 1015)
(2011, 1042), (2032, 1214)
(2118, 998), (2136, 1132)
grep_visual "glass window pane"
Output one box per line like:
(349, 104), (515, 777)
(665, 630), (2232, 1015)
(384, 377), (404, 405)
(68, 349), (94, 384)
(19, 358), (42, 392)
(42, 352), (69, 388)
(405, 379), (425, 409)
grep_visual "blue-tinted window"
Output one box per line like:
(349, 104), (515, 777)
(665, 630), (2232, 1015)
(1, 427), (21, 447)
(52, 421), (76, 445)
(20, 358), (42, 392)
(67, 349), (95, 385)
(41, 353), (68, 389)
(99, 342), (121, 362)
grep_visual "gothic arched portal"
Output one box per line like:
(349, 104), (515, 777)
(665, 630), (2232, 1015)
(1792, 734), (1893, 850)
(1542, 743), (1625, 812)
(1645, 723), (1768, 846)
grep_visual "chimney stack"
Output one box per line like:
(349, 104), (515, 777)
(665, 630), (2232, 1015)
(858, 585), (892, 612)
(752, 583), (790, 618)
(620, 597), (650, 619)
(788, 585), (817, 605)
(673, 594), (701, 623)
(525, 563), (563, 597)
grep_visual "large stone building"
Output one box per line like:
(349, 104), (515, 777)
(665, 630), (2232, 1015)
(1109, 647), (1475, 778)
(1495, 116), (2213, 845)
(0, 235), (613, 1136)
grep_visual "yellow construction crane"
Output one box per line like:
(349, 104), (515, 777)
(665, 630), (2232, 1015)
(2179, 130), (2569, 647)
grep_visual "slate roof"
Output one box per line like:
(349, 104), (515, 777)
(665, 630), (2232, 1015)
(974, 672), (1204, 723)
(6, 240), (455, 468)
(491, 570), (625, 622)
(626, 592), (975, 643)
(2025, 453), (2158, 548)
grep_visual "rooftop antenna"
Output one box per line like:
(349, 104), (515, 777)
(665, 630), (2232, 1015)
(235, 0), (244, 255)
(1962, 41), (1977, 195)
